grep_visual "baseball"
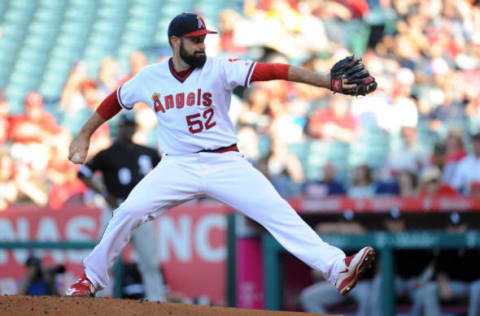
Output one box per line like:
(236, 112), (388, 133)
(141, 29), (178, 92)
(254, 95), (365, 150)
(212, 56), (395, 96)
(71, 152), (83, 164)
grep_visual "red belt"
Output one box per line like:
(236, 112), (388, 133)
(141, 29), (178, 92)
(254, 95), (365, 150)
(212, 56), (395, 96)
(198, 144), (238, 153)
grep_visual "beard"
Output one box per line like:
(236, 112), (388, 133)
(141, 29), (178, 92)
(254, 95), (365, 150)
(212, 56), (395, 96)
(180, 39), (206, 68)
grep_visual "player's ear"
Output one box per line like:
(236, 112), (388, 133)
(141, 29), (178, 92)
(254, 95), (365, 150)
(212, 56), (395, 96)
(170, 36), (180, 48)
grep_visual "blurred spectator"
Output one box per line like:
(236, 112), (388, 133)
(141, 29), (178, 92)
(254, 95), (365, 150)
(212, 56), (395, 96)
(60, 62), (91, 112)
(427, 142), (447, 172)
(127, 51), (148, 79)
(348, 165), (375, 198)
(60, 62), (97, 135)
(46, 131), (86, 209)
(97, 56), (121, 96)
(397, 169), (418, 197)
(302, 162), (346, 198)
(270, 97), (307, 143)
(238, 86), (271, 126)
(429, 76), (466, 133)
(218, 10), (248, 55)
(415, 218), (480, 316)
(300, 279), (371, 315)
(237, 0), (331, 57)
(369, 213), (436, 316)
(443, 128), (467, 185)
(257, 138), (304, 197)
(12, 162), (48, 207)
(451, 132), (480, 194)
(387, 126), (429, 174)
(307, 95), (357, 143)
(8, 92), (59, 174)
(300, 217), (370, 315)
(0, 147), (18, 210)
(9, 92), (60, 143)
(418, 166), (457, 197)
(384, 68), (418, 134)
(18, 255), (64, 296)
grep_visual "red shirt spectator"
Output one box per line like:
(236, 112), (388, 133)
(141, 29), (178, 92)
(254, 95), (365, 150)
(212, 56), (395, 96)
(8, 92), (60, 143)
(418, 166), (458, 197)
(308, 95), (357, 142)
(442, 128), (467, 185)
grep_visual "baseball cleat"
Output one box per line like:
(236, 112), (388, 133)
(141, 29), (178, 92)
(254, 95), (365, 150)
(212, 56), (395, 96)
(335, 246), (375, 295)
(65, 273), (96, 297)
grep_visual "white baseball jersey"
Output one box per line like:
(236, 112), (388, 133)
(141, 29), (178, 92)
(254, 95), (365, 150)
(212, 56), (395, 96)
(117, 56), (256, 154)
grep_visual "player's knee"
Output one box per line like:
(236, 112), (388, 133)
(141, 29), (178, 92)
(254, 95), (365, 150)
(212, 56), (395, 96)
(424, 282), (438, 296)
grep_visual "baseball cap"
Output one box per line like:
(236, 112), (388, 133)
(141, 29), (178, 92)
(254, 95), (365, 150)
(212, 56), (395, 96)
(420, 166), (441, 183)
(118, 112), (136, 125)
(168, 13), (217, 39)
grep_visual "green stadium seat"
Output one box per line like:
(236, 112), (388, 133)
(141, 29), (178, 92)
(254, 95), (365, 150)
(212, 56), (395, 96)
(39, 78), (66, 100)
(61, 23), (91, 39)
(34, 8), (64, 23)
(64, 7), (97, 21)
(4, 9), (34, 24)
(0, 0), (8, 18)
(9, 0), (36, 10)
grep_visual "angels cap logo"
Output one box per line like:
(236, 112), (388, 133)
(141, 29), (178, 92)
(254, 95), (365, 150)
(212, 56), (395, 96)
(197, 16), (206, 29)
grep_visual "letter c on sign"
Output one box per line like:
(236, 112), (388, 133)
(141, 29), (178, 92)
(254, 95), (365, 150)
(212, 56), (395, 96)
(195, 215), (226, 262)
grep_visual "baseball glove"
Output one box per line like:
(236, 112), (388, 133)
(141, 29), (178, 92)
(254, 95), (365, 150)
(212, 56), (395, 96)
(330, 56), (377, 96)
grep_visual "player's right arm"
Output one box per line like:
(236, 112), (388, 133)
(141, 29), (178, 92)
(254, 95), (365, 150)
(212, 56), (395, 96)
(68, 91), (121, 164)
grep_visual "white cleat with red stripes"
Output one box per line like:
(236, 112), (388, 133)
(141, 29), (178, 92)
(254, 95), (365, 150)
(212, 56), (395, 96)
(335, 246), (376, 295)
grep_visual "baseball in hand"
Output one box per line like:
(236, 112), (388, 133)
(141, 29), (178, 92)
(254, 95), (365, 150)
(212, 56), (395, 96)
(71, 152), (83, 164)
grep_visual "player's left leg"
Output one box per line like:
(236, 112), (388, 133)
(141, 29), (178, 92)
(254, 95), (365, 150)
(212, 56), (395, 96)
(202, 152), (374, 293)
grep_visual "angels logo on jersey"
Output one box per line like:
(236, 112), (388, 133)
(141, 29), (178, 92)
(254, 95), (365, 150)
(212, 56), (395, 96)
(152, 90), (212, 113)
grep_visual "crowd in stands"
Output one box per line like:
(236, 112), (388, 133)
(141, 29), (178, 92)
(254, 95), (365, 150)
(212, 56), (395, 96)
(1, 0), (480, 211)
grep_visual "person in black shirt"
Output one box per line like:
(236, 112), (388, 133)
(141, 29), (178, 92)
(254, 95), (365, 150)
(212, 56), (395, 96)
(78, 113), (166, 301)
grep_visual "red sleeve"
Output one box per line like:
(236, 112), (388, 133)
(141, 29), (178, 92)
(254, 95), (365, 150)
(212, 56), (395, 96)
(250, 62), (290, 82)
(96, 90), (122, 120)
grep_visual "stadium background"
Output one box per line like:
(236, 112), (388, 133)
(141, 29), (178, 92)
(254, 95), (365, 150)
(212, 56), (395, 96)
(1, 0), (480, 315)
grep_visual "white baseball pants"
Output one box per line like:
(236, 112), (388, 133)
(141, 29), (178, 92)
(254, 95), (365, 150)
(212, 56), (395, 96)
(83, 151), (346, 290)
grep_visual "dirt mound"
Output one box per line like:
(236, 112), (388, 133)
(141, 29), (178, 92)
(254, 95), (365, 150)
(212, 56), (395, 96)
(0, 296), (338, 316)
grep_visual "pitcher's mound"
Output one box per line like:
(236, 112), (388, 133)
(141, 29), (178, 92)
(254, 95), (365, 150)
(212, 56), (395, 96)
(0, 295), (339, 316)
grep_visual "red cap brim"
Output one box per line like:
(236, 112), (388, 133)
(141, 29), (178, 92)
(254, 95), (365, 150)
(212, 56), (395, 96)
(183, 29), (218, 37)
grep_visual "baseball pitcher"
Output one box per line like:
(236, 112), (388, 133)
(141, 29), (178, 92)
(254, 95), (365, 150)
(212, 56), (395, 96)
(66, 13), (377, 298)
